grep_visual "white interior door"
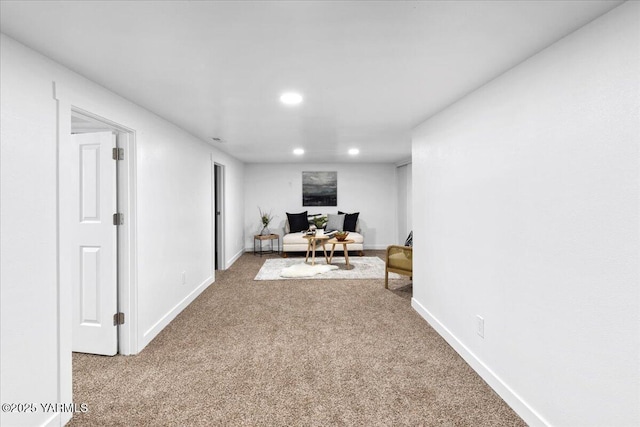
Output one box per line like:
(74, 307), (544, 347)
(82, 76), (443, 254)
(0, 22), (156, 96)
(62, 131), (118, 355)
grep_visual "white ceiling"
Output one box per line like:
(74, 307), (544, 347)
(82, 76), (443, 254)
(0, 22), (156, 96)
(0, 1), (623, 163)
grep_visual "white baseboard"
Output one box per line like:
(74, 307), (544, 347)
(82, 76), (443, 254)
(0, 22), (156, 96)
(226, 248), (244, 268)
(141, 276), (213, 350)
(40, 412), (61, 427)
(411, 297), (549, 427)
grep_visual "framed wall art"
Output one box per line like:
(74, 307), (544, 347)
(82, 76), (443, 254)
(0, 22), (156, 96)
(302, 171), (337, 206)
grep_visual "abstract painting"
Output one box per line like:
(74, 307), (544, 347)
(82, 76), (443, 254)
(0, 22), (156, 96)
(302, 171), (337, 206)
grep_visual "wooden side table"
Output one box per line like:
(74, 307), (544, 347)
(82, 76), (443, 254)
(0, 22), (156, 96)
(253, 234), (280, 256)
(327, 238), (355, 269)
(303, 234), (330, 265)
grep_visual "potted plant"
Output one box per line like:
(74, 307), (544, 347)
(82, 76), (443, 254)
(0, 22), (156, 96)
(311, 215), (327, 229)
(258, 207), (273, 235)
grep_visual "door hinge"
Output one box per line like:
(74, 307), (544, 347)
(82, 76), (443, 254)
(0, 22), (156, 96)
(113, 312), (125, 326)
(113, 213), (124, 226)
(112, 147), (124, 160)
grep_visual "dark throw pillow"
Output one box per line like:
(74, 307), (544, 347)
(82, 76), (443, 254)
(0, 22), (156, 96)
(338, 211), (360, 232)
(287, 211), (309, 233)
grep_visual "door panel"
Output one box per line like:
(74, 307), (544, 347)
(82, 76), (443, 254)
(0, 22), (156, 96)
(62, 132), (118, 356)
(80, 144), (100, 221)
(80, 246), (100, 325)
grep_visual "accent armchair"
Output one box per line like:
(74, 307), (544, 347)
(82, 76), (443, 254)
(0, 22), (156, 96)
(385, 244), (413, 289)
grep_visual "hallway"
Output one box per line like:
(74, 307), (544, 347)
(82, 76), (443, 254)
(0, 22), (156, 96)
(69, 252), (523, 426)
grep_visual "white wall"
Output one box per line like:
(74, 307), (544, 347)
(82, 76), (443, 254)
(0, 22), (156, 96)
(411, 3), (639, 427)
(0, 34), (60, 427)
(396, 163), (412, 244)
(244, 163), (396, 250)
(0, 34), (245, 426)
(134, 120), (244, 347)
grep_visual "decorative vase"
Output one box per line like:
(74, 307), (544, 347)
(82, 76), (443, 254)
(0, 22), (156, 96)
(260, 226), (270, 236)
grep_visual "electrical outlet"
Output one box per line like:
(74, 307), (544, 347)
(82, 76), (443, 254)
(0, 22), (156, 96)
(181, 271), (186, 285)
(476, 315), (485, 338)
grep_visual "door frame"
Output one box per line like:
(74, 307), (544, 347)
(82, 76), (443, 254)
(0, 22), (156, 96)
(213, 160), (225, 270)
(54, 83), (137, 422)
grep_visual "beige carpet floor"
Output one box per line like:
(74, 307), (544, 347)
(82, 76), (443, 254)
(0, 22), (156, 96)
(69, 251), (526, 427)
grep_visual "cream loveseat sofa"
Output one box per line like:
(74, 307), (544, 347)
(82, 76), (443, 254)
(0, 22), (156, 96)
(282, 212), (364, 256)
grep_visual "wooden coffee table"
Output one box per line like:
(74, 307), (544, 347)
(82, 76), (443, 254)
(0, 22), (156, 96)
(327, 238), (355, 268)
(303, 234), (330, 265)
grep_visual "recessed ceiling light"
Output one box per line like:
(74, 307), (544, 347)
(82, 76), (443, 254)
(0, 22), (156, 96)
(293, 148), (305, 155)
(280, 92), (303, 105)
(348, 148), (360, 155)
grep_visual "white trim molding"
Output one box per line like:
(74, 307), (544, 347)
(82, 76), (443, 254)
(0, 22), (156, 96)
(141, 276), (213, 348)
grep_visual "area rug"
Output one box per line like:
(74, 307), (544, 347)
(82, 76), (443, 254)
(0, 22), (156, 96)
(254, 256), (402, 280)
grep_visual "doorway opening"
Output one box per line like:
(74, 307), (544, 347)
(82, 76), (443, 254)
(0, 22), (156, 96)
(54, 86), (138, 424)
(65, 109), (136, 356)
(214, 163), (225, 270)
